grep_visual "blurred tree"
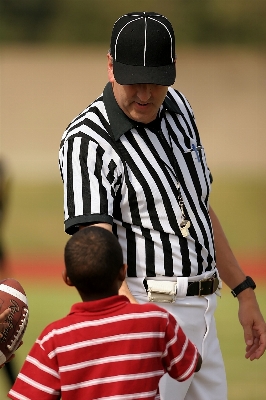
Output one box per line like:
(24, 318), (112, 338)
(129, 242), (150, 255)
(0, 0), (58, 42)
(0, 0), (265, 46)
(177, 0), (266, 45)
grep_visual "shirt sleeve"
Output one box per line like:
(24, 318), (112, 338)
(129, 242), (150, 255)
(8, 335), (61, 400)
(161, 312), (199, 382)
(59, 132), (122, 235)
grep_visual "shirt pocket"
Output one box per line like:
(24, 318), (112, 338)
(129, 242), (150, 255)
(182, 143), (211, 202)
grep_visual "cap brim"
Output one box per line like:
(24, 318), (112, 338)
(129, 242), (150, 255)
(113, 61), (176, 86)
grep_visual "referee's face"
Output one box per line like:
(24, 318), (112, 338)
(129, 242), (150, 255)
(108, 56), (168, 124)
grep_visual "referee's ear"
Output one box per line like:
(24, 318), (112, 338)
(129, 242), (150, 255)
(107, 53), (115, 83)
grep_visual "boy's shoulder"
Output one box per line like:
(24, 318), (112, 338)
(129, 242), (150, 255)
(126, 300), (170, 316)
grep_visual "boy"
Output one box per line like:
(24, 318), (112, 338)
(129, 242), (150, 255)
(8, 227), (201, 399)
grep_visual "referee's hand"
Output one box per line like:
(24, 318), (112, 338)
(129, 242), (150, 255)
(238, 289), (266, 360)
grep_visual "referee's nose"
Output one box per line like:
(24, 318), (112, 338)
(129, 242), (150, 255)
(135, 84), (153, 103)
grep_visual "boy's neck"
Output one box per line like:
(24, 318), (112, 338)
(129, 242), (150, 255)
(80, 289), (119, 302)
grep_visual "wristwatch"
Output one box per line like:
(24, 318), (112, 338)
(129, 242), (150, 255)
(231, 276), (256, 297)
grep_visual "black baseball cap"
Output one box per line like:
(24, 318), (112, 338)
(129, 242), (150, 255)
(110, 12), (176, 86)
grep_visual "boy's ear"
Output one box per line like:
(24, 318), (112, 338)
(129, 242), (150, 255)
(62, 269), (74, 287)
(118, 264), (127, 282)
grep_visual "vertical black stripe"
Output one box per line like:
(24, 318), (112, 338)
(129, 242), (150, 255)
(94, 146), (108, 215)
(195, 241), (204, 275)
(142, 228), (155, 277)
(206, 252), (215, 271)
(179, 236), (191, 276)
(160, 231), (174, 276)
(79, 137), (91, 215)
(126, 229), (137, 277)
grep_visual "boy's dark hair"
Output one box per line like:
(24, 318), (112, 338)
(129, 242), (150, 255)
(64, 227), (123, 294)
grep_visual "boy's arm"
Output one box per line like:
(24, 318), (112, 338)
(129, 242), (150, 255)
(8, 337), (61, 400)
(163, 311), (201, 381)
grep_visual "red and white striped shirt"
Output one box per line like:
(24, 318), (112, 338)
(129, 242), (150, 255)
(9, 295), (198, 400)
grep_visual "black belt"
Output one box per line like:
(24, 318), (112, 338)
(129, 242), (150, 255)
(143, 275), (219, 297)
(186, 277), (219, 296)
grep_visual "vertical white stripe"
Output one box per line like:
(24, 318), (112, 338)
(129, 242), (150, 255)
(61, 140), (69, 221)
(150, 17), (174, 62)
(144, 17), (147, 66)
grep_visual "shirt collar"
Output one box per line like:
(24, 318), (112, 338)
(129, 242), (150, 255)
(103, 82), (182, 141)
(69, 295), (130, 315)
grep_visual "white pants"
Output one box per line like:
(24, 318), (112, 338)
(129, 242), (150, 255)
(127, 277), (227, 400)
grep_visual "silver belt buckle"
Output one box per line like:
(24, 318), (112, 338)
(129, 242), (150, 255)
(198, 279), (205, 296)
(198, 277), (216, 296)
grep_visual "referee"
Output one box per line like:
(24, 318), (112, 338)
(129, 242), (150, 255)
(59, 12), (266, 400)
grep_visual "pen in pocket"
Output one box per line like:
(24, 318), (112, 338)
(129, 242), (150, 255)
(189, 144), (202, 162)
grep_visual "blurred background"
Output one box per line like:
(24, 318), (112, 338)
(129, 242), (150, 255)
(0, 0), (266, 398)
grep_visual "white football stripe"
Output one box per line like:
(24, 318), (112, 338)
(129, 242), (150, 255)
(0, 350), (7, 364)
(0, 284), (28, 305)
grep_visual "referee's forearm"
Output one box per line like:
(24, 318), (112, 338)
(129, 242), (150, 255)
(209, 205), (246, 289)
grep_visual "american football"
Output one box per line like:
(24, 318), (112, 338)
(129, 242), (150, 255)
(0, 278), (29, 364)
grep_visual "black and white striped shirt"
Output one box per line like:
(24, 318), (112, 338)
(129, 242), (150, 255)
(59, 82), (215, 278)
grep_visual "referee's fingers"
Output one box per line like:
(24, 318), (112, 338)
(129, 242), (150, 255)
(245, 328), (266, 360)
(243, 324), (254, 347)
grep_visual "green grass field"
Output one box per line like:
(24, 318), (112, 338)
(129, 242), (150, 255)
(1, 177), (266, 398)
(4, 175), (266, 257)
(0, 283), (266, 399)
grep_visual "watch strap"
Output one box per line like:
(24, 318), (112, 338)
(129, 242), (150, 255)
(231, 276), (256, 298)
